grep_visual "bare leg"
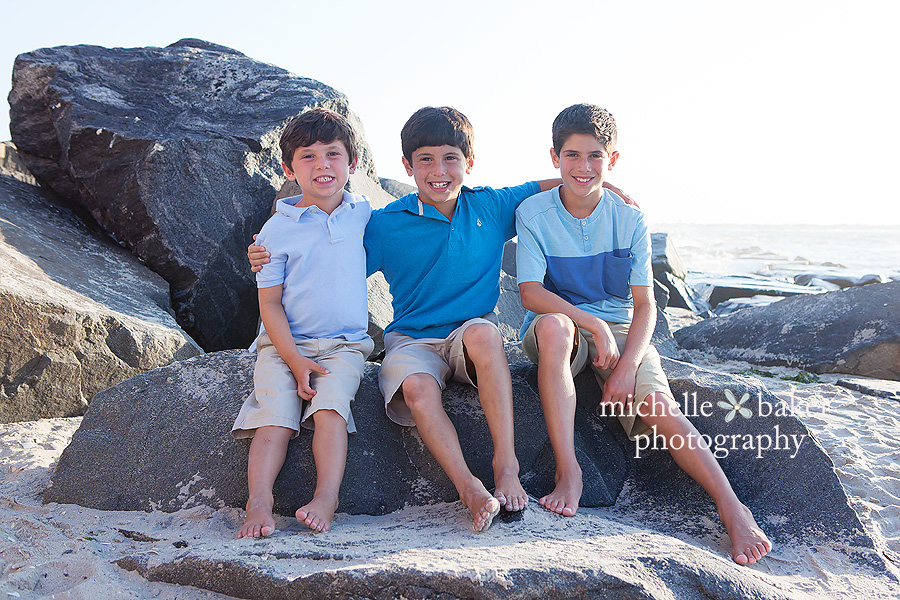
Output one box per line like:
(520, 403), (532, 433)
(238, 425), (294, 539)
(402, 373), (500, 532)
(462, 323), (528, 512)
(533, 315), (583, 516)
(295, 409), (347, 533)
(640, 393), (773, 564)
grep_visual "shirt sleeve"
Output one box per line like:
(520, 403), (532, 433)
(495, 181), (541, 239)
(254, 221), (287, 289)
(364, 210), (382, 277)
(515, 208), (548, 285)
(628, 213), (654, 287)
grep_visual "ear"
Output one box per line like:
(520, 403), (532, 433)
(282, 161), (296, 181)
(349, 158), (358, 175)
(402, 156), (413, 176)
(465, 153), (475, 174)
(608, 151), (620, 170)
(550, 148), (561, 169)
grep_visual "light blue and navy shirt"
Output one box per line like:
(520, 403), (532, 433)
(255, 191), (371, 343)
(365, 182), (541, 339)
(515, 186), (653, 338)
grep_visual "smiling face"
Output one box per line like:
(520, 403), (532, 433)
(283, 140), (357, 209)
(551, 133), (619, 205)
(402, 144), (474, 218)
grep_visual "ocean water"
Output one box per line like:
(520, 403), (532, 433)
(654, 223), (900, 282)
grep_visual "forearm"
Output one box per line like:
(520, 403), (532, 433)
(258, 289), (305, 372)
(535, 178), (563, 192)
(617, 292), (656, 370)
(519, 282), (608, 334)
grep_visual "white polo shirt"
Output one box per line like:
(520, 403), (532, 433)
(255, 191), (371, 342)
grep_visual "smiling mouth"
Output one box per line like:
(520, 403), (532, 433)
(573, 176), (594, 184)
(429, 182), (450, 189)
(314, 176), (335, 183)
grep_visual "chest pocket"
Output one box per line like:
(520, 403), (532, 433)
(544, 248), (633, 305)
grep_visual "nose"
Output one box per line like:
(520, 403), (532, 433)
(433, 159), (447, 175)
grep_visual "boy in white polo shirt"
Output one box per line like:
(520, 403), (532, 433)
(232, 108), (374, 537)
(516, 103), (771, 565)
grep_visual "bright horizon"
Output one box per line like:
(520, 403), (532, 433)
(3, 0), (898, 226)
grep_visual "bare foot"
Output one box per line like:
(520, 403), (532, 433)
(237, 496), (276, 539)
(493, 465), (528, 512)
(539, 470), (583, 517)
(460, 485), (502, 532)
(719, 501), (773, 565)
(295, 495), (339, 533)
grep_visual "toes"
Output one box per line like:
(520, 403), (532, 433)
(733, 552), (749, 565)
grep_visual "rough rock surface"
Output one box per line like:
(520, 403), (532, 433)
(44, 351), (885, 598)
(675, 281), (900, 380)
(0, 174), (201, 422)
(0, 141), (38, 186)
(9, 39), (385, 351)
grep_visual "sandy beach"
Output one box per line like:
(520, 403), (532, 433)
(1, 349), (898, 599)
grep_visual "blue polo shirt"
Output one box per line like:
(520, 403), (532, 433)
(515, 186), (653, 337)
(366, 182), (540, 339)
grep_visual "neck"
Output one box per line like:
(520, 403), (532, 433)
(558, 185), (602, 220)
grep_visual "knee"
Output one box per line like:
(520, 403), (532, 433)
(401, 373), (439, 410)
(534, 314), (576, 356)
(312, 409), (345, 429)
(462, 323), (503, 359)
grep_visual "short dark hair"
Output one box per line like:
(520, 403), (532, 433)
(280, 107), (358, 167)
(401, 106), (474, 162)
(552, 104), (617, 155)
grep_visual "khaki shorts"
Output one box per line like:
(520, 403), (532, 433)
(232, 333), (374, 438)
(379, 315), (499, 427)
(522, 313), (672, 439)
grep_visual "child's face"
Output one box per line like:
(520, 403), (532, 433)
(551, 134), (619, 202)
(402, 145), (474, 211)
(283, 140), (357, 206)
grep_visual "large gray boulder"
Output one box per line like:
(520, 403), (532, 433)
(0, 174), (201, 422)
(45, 350), (889, 595)
(675, 281), (900, 380)
(9, 39), (385, 351)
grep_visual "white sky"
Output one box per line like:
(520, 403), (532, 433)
(3, 0), (899, 225)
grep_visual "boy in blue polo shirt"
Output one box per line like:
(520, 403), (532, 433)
(516, 103), (771, 565)
(232, 109), (374, 537)
(249, 106), (630, 532)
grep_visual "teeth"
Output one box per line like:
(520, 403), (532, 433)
(315, 176), (334, 182)
(431, 182), (449, 189)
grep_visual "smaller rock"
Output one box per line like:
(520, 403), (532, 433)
(836, 378), (900, 401)
(378, 177), (416, 199)
(651, 232), (687, 280)
(692, 274), (824, 308)
(0, 142), (37, 186)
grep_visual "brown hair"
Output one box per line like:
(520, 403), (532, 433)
(552, 104), (617, 155)
(400, 106), (474, 162)
(280, 107), (358, 166)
